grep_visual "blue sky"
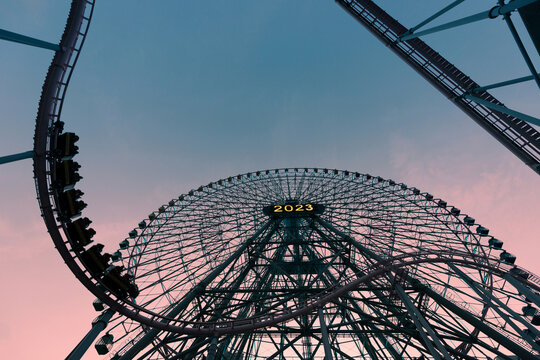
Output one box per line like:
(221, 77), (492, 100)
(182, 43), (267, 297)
(1, 1), (539, 359)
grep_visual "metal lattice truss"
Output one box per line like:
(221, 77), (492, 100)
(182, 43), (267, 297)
(91, 169), (540, 360)
(337, 0), (540, 174)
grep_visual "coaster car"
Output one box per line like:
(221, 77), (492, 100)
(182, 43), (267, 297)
(66, 217), (95, 249)
(54, 132), (79, 160)
(102, 266), (139, 299)
(57, 189), (86, 219)
(80, 244), (111, 276)
(55, 160), (81, 190)
(57, 190), (86, 219)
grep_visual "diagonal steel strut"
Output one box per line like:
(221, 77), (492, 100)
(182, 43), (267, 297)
(336, 0), (540, 175)
(118, 219), (278, 360)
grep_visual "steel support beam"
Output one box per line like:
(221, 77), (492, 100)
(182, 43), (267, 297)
(400, 0), (539, 41)
(313, 216), (383, 263)
(0, 28), (60, 51)
(174, 225), (285, 360)
(311, 333), (361, 360)
(308, 223), (404, 358)
(66, 309), (115, 360)
(318, 307), (334, 360)
(0, 150), (34, 165)
(161, 337), (213, 360)
(395, 285), (451, 360)
(470, 73), (540, 93)
(404, 0), (465, 36)
(499, 2), (540, 89)
(463, 94), (540, 127)
(337, 0), (540, 174)
(418, 282), (537, 360)
(314, 215), (537, 359)
(118, 220), (277, 360)
(205, 337), (219, 360)
(267, 334), (305, 360)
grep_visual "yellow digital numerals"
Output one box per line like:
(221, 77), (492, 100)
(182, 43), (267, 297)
(273, 204), (314, 213)
(263, 203), (323, 217)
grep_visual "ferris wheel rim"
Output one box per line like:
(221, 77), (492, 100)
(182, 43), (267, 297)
(89, 167), (539, 336)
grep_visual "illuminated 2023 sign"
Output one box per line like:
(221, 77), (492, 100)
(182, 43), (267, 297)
(263, 203), (325, 217)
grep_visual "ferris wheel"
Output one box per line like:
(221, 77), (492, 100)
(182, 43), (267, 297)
(1, 1), (540, 359)
(71, 168), (539, 360)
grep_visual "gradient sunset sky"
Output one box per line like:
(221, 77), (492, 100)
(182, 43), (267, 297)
(1, 1), (539, 359)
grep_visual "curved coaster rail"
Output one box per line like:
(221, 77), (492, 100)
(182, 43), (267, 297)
(31, 0), (120, 330)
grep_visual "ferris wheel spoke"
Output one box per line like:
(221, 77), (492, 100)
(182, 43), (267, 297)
(312, 333), (359, 360)
(318, 233), (414, 324)
(333, 301), (387, 360)
(317, 214), (518, 358)
(310, 219), (377, 269)
(314, 215), (387, 265)
(449, 263), (540, 348)
(410, 271), (534, 358)
(168, 340), (210, 360)
(305, 242), (408, 359)
(213, 332), (249, 360)
(394, 285), (452, 360)
(195, 249), (274, 323)
(343, 282), (424, 348)
(416, 280), (537, 360)
(119, 220), (278, 359)
(264, 332), (304, 360)
(332, 297), (406, 359)
(188, 226), (284, 322)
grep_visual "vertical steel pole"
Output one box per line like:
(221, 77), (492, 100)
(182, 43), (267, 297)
(205, 337), (219, 360)
(318, 307), (334, 360)
(66, 309), (115, 360)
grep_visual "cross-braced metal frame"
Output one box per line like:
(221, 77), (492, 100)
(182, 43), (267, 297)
(87, 168), (540, 359)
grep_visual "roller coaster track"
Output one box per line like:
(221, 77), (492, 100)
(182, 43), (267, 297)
(111, 252), (540, 360)
(32, 0), (112, 318)
(337, 0), (540, 175)
(30, 0), (540, 348)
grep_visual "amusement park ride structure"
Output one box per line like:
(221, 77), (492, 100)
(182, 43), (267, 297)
(1, 1), (539, 359)
(88, 168), (540, 359)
